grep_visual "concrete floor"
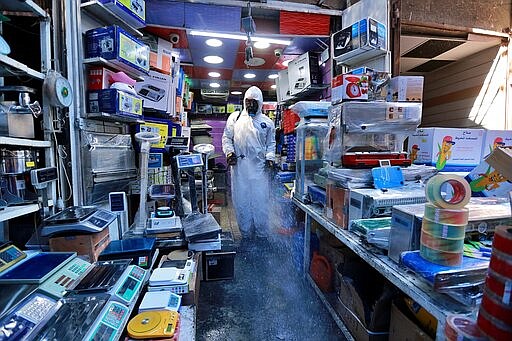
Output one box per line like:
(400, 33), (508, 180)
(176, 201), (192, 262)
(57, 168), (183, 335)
(197, 195), (345, 341)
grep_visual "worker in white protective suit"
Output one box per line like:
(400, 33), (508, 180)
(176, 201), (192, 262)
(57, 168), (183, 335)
(222, 86), (276, 239)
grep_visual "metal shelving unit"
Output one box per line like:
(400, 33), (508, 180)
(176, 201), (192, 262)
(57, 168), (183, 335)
(85, 112), (145, 124)
(0, 0), (47, 17)
(0, 204), (40, 223)
(0, 137), (52, 148)
(293, 198), (475, 340)
(83, 57), (145, 81)
(80, 0), (143, 37)
(0, 55), (45, 80)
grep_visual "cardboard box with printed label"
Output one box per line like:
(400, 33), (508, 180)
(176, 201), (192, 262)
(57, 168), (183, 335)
(465, 160), (512, 198)
(388, 76), (424, 102)
(88, 89), (143, 118)
(388, 303), (433, 341)
(99, 0), (146, 28)
(135, 70), (172, 112)
(408, 128), (485, 171)
(288, 51), (321, 96)
(140, 34), (173, 74)
(87, 67), (116, 90)
(325, 184), (350, 229)
(331, 74), (369, 104)
(481, 130), (512, 160)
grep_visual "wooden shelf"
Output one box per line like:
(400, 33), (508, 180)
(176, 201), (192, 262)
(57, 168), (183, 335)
(80, 0), (143, 37)
(0, 137), (51, 148)
(0, 204), (39, 223)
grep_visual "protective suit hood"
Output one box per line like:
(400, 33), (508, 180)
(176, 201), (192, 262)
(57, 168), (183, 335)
(243, 86), (263, 116)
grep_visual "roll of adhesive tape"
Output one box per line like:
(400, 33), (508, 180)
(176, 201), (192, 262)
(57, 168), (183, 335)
(420, 230), (464, 252)
(445, 314), (486, 341)
(425, 174), (471, 209)
(492, 226), (512, 257)
(420, 244), (463, 266)
(477, 307), (512, 341)
(423, 203), (469, 226)
(489, 249), (512, 279)
(481, 290), (512, 325)
(486, 270), (512, 306)
(421, 217), (466, 239)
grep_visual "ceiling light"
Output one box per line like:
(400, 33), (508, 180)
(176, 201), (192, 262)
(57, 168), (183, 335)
(206, 38), (223, 47)
(244, 73), (256, 79)
(271, 84), (277, 89)
(208, 71), (221, 78)
(203, 55), (224, 64)
(282, 60), (291, 67)
(210, 82), (220, 88)
(254, 41), (270, 49)
(190, 30), (291, 46)
(268, 74), (278, 79)
(231, 91), (243, 95)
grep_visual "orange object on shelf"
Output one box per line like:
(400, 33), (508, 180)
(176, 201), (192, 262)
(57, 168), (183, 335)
(310, 251), (333, 292)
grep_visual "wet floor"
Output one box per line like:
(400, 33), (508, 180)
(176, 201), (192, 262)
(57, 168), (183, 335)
(197, 236), (345, 341)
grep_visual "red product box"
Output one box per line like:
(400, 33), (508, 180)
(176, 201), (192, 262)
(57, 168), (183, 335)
(88, 67), (116, 90)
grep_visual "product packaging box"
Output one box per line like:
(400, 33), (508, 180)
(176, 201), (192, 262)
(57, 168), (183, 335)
(388, 303), (433, 341)
(288, 51), (321, 96)
(408, 128), (485, 171)
(465, 160), (512, 197)
(87, 67), (116, 90)
(85, 25), (150, 75)
(276, 69), (293, 103)
(88, 89), (143, 118)
(136, 118), (181, 152)
(99, 0), (145, 28)
(388, 76), (424, 102)
(50, 228), (110, 262)
(481, 130), (512, 159)
(331, 73), (369, 104)
(325, 184), (350, 229)
(140, 34), (173, 74)
(134, 70), (172, 112)
(331, 17), (386, 65)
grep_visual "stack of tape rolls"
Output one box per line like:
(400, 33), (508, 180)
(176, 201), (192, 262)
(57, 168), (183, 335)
(420, 174), (471, 266)
(445, 314), (486, 341)
(477, 225), (512, 340)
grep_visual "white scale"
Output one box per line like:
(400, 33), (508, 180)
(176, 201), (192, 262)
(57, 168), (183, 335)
(148, 259), (195, 295)
(138, 290), (181, 313)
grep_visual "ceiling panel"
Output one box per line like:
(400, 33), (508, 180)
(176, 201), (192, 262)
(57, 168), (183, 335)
(400, 36), (428, 55)
(403, 39), (465, 59)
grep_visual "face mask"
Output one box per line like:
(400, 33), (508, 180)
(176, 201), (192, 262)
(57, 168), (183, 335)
(245, 98), (259, 117)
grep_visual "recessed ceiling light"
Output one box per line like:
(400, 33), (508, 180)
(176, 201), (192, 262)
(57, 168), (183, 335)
(203, 55), (224, 64)
(208, 71), (221, 78)
(231, 91), (243, 95)
(282, 60), (291, 67)
(244, 73), (256, 79)
(254, 41), (270, 49)
(271, 84), (277, 89)
(268, 74), (278, 79)
(190, 30), (291, 45)
(206, 38), (223, 47)
(210, 82), (220, 88)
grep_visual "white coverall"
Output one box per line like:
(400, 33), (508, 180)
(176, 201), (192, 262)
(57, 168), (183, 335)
(222, 86), (276, 238)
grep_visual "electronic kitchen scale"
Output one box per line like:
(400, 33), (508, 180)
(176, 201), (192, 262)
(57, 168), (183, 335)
(71, 259), (130, 293)
(0, 292), (58, 340)
(28, 293), (110, 341)
(83, 300), (130, 341)
(139, 290), (181, 313)
(41, 206), (117, 237)
(0, 243), (26, 273)
(38, 257), (92, 298)
(98, 237), (156, 269)
(127, 310), (179, 339)
(0, 252), (76, 284)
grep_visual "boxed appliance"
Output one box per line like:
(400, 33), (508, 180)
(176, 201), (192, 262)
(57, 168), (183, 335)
(276, 69), (293, 103)
(465, 160), (512, 197)
(87, 67), (116, 90)
(88, 88), (143, 118)
(408, 128), (485, 171)
(134, 70), (172, 112)
(481, 130), (512, 159)
(85, 25), (150, 75)
(331, 17), (386, 65)
(99, 0), (146, 28)
(387, 76), (424, 102)
(288, 51), (321, 96)
(325, 184), (350, 229)
(140, 34), (173, 74)
(136, 118), (181, 153)
(331, 73), (369, 104)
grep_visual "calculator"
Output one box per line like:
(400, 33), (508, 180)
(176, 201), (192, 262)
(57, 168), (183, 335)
(0, 244), (26, 273)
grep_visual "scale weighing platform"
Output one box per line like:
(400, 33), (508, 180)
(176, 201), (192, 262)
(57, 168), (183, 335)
(98, 237), (156, 269)
(42, 206), (117, 237)
(0, 292), (59, 340)
(127, 310), (179, 339)
(38, 257), (92, 298)
(0, 252), (76, 284)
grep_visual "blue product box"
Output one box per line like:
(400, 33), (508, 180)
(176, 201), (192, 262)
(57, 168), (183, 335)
(88, 89), (143, 118)
(99, 0), (146, 28)
(85, 25), (149, 75)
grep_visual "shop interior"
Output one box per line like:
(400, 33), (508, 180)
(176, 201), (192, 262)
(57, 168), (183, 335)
(0, 0), (511, 340)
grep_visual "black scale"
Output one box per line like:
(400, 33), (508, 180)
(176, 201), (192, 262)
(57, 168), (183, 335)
(41, 206), (116, 237)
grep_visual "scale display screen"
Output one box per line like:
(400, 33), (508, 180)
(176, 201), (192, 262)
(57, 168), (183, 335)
(39, 257), (91, 298)
(0, 252), (75, 284)
(166, 136), (189, 149)
(85, 301), (129, 341)
(114, 265), (145, 304)
(176, 154), (203, 169)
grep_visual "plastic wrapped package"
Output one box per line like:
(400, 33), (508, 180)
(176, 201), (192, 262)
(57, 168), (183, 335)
(350, 217), (391, 250)
(341, 101), (422, 134)
(327, 167), (373, 188)
(289, 101), (331, 119)
(324, 104), (342, 165)
(82, 132), (136, 172)
(342, 132), (405, 153)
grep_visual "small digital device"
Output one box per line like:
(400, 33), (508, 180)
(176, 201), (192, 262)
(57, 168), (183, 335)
(175, 154), (203, 169)
(112, 265), (146, 305)
(165, 136), (190, 150)
(127, 310), (179, 339)
(84, 301), (130, 341)
(138, 84), (166, 102)
(0, 244), (26, 273)
(30, 167), (58, 190)
(38, 257), (92, 298)
(42, 206), (117, 237)
(139, 290), (181, 312)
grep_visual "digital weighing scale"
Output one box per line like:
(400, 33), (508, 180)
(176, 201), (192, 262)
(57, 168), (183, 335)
(38, 257), (92, 298)
(176, 154), (203, 169)
(0, 284), (37, 319)
(71, 259), (131, 293)
(83, 300), (130, 341)
(111, 265), (146, 305)
(127, 310), (179, 339)
(139, 290), (181, 313)
(98, 237), (156, 269)
(0, 252), (76, 284)
(28, 293), (110, 341)
(0, 292), (59, 340)
(41, 206), (117, 237)
(166, 136), (190, 151)
(0, 244), (26, 273)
